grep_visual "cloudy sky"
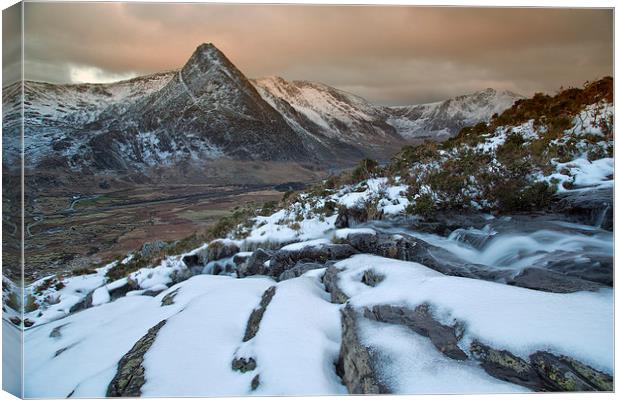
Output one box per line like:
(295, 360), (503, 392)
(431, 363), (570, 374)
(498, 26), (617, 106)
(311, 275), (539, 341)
(5, 2), (614, 105)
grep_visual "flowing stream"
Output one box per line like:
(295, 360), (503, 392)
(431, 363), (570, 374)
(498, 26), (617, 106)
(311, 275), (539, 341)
(362, 216), (613, 273)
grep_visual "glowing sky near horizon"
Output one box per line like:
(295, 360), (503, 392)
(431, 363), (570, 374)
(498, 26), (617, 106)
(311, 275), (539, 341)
(2, 2), (613, 105)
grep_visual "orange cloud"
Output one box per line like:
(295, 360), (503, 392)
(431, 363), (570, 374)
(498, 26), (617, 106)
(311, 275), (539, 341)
(17, 3), (613, 105)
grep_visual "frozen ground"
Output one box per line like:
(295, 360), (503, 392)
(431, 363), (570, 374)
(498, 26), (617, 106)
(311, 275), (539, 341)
(7, 93), (614, 396)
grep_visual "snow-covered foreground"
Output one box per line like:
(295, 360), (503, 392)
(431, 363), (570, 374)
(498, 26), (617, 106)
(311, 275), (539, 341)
(22, 237), (612, 396)
(10, 82), (614, 396)
(338, 255), (613, 373)
(24, 272), (345, 397)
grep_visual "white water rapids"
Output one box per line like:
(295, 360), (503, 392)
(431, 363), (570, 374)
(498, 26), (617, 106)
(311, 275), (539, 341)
(364, 218), (612, 272)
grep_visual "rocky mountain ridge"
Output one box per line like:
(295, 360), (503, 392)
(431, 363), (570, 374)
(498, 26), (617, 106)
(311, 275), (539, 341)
(386, 87), (524, 140)
(3, 43), (522, 180)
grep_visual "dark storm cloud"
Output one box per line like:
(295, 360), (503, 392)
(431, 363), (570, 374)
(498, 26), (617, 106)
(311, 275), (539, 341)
(21, 2), (613, 105)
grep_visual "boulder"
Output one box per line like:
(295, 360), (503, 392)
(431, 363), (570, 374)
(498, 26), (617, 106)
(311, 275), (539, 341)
(363, 304), (467, 361)
(181, 253), (202, 268)
(344, 232), (508, 282)
(337, 305), (390, 394)
(181, 240), (239, 269)
(530, 351), (612, 391)
(238, 249), (274, 277)
(361, 269), (384, 287)
(231, 357), (256, 373)
(268, 243), (358, 278)
(240, 244), (357, 279)
(232, 253), (252, 268)
(556, 187), (613, 231)
(169, 267), (193, 286)
(507, 268), (603, 293)
(278, 262), (326, 281)
(322, 266), (349, 304)
(139, 240), (166, 258)
(533, 251), (613, 287)
(206, 240), (240, 262)
(108, 280), (137, 301)
(69, 291), (94, 313)
(470, 340), (547, 390)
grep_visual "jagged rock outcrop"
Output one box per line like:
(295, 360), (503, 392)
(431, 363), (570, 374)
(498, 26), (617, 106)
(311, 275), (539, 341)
(342, 232), (508, 281)
(68, 291), (94, 313)
(470, 341), (613, 392)
(556, 187), (613, 231)
(182, 240), (240, 269)
(243, 286), (276, 342)
(470, 340), (548, 390)
(506, 267), (603, 293)
(239, 244), (357, 279)
(337, 305), (390, 394)
(106, 320), (167, 397)
(532, 251), (613, 287)
(322, 266), (349, 304)
(363, 304), (467, 360)
(278, 261), (327, 281)
(267, 244), (358, 278)
(530, 351), (613, 391)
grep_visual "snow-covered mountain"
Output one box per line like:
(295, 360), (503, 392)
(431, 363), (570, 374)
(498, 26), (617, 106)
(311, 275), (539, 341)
(385, 88), (524, 140)
(3, 72), (175, 169)
(252, 76), (405, 160)
(3, 43), (522, 180)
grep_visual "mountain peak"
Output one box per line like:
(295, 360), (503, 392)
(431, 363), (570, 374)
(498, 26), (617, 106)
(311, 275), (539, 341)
(182, 43), (233, 74)
(194, 42), (221, 57)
